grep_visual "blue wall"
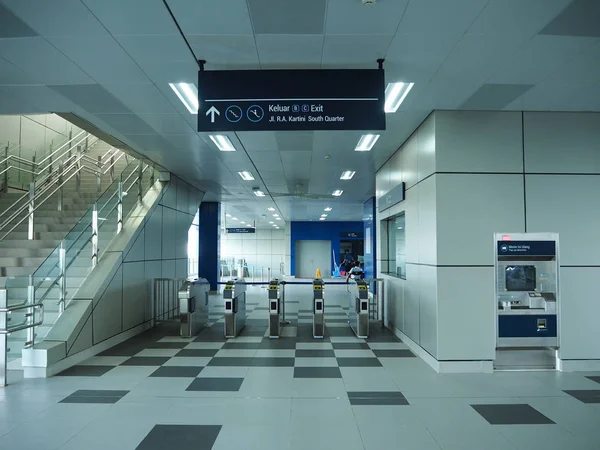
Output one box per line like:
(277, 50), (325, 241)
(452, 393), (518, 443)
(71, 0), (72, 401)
(290, 221), (363, 276)
(363, 197), (376, 279)
(198, 202), (220, 290)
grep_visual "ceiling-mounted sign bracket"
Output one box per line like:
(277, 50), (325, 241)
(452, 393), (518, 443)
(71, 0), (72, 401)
(377, 58), (385, 70)
(197, 68), (385, 132)
(198, 59), (206, 71)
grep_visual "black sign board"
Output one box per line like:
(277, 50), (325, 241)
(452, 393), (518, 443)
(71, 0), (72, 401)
(197, 69), (385, 132)
(497, 241), (556, 257)
(340, 232), (364, 238)
(378, 182), (405, 212)
(227, 228), (255, 234)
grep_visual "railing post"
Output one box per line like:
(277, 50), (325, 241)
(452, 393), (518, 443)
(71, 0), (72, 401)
(110, 154), (115, 183)
(85, 135), (89, 153)
(28, 182), (35, 240)
(0, 288), (7, 386)
(137, 160), (143, 203)
(48, 143), (53, 179)
(26, 275), (34, 346)
(76, 145), (82, 191)
(96, 155), (102, 193)
(117, 181), (123, 234)
(59, 241), (66, 314)
(57, 163), (64, 212)
(2, 143), (8, 193)
(91, 203), (98, 267)
(150, 166), (155, 185)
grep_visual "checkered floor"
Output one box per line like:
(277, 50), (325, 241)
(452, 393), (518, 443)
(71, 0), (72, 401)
(4, 284), (600, 450)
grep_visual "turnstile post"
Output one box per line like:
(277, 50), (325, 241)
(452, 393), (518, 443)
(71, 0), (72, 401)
(313, 279), (325, 338)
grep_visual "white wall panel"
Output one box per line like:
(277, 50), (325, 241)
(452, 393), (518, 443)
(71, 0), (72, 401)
(524, 112), (600, 174)
(92, 266), (122, 343)
(145, 261), (162, 321)
(417, 175), (437, 266)
(176, 211), (191, 259)
(418, 265), (438, 358)
(162, 259), (176, 278)
(402, 263), (420, 343)
(161, 179), (177, 209)
(176, 178), (188, 213)
(437, 267), (495, 361)
(122, 262), (145, 330)
(387, 147), (403, 190)
(559, 267), (600, 360)
(385, 275), (404, 331)
(176, 259), (188, 278)
(436, 174), (525, 266)
(400, 132), (419, 189)
(402, 192), (418, 264)
(124, 227), (144, 262)
(145, 205), (162, 261)
(161, 207), (177, 259)
(526, 175), (600, 266)
(435, 111), (523, 173)
(417, 113), (436, 181)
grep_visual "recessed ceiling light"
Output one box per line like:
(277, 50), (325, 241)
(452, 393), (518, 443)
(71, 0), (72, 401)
(168, 82), (198, 114)
(319, 217), (326, 221)
(225, 213), (231, 217)
(332, 190), (343, 197)
(209, 135), (236, 151)
(355, 134), (380, 152)
(324, 207), (332, 212)
(238, 171), (254, 181)
(267, 207), (275, 211)
(275, 227), (279, 229)
(384, 82), (414, 113)
(269, 221), (274, 224)
(232, 217), (238, 220)
(240, 221), (245, 224)
(273, 214), (279, 217)
(321, 214), (327, 217)
(253, 190), (265, 197)
(275, 217), (281, 221)
(246, 224), (252, 227)
(272, 224), (277, 227)
(340, 171), (356, 180)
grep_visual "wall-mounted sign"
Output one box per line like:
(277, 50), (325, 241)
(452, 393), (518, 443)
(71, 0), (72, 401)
(497, 241), (556, 257)
(340, 232), (364, 238)
(378, 182), (405, 213)
(227, 228), (255, 234)
(197, 69), (385, 132)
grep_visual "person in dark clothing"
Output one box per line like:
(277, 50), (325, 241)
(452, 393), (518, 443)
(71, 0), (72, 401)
(342, 250), (354, 272)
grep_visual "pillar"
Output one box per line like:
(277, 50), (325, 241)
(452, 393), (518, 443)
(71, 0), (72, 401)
(199, 202), (220, 291)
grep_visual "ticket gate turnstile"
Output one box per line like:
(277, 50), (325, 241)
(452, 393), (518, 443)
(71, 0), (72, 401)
(348, 279), (369, 338)
(178, 278), (210, 337)
(268, 279), (281, 339)
(224, 278), (247, 338)
(313, 278), (325, 338)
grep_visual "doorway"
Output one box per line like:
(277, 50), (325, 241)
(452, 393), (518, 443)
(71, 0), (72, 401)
(295, 240), (332, 278)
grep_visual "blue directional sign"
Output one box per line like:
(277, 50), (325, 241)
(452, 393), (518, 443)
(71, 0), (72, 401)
(197, 69), (385, 132)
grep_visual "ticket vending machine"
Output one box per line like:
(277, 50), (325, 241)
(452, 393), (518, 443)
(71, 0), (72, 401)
(268, 279), (281, 339)
(494, 233), (559, 368)
(348, 279), (369, 338)
(178, 278), (210, 337)
(223, 278), (247, 338)
(313, 279), (325, 338)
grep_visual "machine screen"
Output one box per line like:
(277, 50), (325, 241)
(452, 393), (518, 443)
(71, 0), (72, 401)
(505, 265), (536, 291)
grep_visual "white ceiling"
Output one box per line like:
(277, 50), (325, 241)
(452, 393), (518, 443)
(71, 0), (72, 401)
(0, 0), (598, 227)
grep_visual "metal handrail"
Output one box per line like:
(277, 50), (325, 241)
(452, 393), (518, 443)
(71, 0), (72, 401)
(35, 130), (86, 167)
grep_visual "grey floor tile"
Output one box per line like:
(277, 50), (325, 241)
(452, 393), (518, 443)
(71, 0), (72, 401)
(145, 342), (189, 349)
(208, 357), (255, 367)
(372, 349), (415, 358)
(472, 404), (555, 425)
(186, 377), (244, 392)
(60, 396), (122, 404)
(563, 390), (600, 404)
(259, 337), (298, 349)
(294, 367), (342, 379)
(238, 327), (268, 337)
(176, 349), (219, 357)
(222, 342), (262, 350)
(135, 424), (221, 450)
(150, 366), (203, 378)
(295, 349), (335, 358)
(347, 391), (409, 405)
(332, 342), (370, 350)
(56, 365), (115, 377)
(252, 357), (295, 367)
(337, 358), (382, 367)
(586, 376), (600, 385)
(60, 389), (129, 404)
(121, 357), (171, 366)
(326, 319), (350, 324)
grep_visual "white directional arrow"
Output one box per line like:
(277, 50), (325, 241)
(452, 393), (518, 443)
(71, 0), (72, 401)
(206, 106), (220, 123)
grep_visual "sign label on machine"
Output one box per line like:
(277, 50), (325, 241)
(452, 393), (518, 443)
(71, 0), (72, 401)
(197, 69), (385, 132)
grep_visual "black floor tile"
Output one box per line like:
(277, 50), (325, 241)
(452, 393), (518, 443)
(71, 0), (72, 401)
(333, 343), (370, 350)
(238, 327), (267, 337)
(98, 344), (145, 357)
(295, 349), (335, 358)
(259, 338), (297, 349)
(208, 357), (255, 367)
(327, 327), (356, 337)
(194, 329), (227, 342)
(222, 342), (262, 350)
(563, 390), (600, 404)
(150, 366), (203, 378)
(367, 329), (401, 342)
(252, 357), (295, 367)
(56, 365), (115, 377)
(372, 349), (415, 358)
(586, 376), (600, 385)
(294, 367), (342, 379)
(337, 358), (382, 367)
(326, 319), (349, 324)
(186, 378), (244, 392)
(146, 342), (190, 349)
(121, 357), (171, 366)
(176, 349), (219, 357)
(472, 404), (555, 425)
(135, 425), (221, 450)
(348, 391), (409, 406)
(60, 389), (129, 404)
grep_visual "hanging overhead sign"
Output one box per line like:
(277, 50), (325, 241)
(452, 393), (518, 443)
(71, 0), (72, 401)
(226, 228), (255, 234)
(197, 69), (386, 132)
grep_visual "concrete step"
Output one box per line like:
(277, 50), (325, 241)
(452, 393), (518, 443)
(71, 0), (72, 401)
(0, 239), (61, 249)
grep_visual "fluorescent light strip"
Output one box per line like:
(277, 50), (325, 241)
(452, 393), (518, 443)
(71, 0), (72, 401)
(332, 190), (343, 197)
(319, 217), (326, 221)
(254, 190), (265, 197)
(324, 207), (332, 212)
(340, 171), (356, 180)
(225, 213), (231, 217)
(169, 83), (198, 114)
(384, 82), (414, 113)
(209, 135), (236, 151)
(355, 134), (380, 152)
(267, 207), (275, 211)
(275, 217), (281, 221)
(232, 217), (238, 221)
(321, 214), (327, 217)
(238, 171), (254, 181)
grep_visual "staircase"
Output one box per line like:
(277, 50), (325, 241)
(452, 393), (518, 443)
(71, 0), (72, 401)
(0, 138), (147, 360)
